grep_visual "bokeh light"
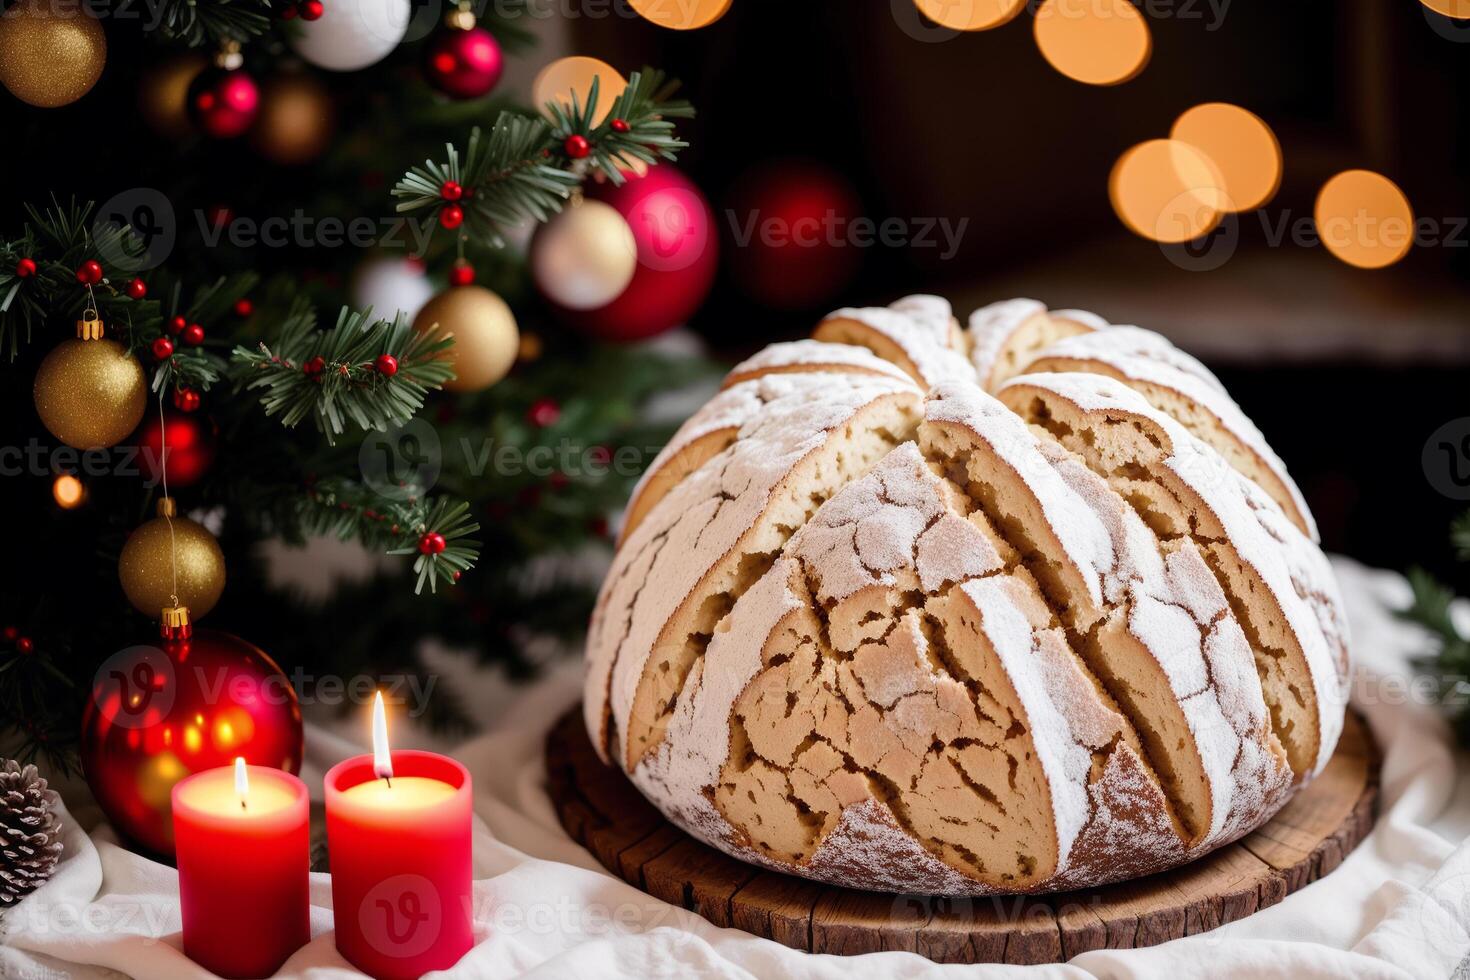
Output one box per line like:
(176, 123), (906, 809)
(1033, 0), (1152, 86)
(1171, 103), (1281, 212)
(628, 0), (733, 30)
(531, 57), (627, 127)
(1109, 139), (1225, 243)
(52, 473), (85, 509)
(1314, 170), (1415, 269)
(913, 0), (1027, 31)
(1419, 0), (1470, 17)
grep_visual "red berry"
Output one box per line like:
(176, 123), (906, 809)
(549, 471), (569, 490)
(15, 258), (37, 278)
(280, 2), (298, 17)
(439, 204), (464, 229)
(303, 355), (326, 377)
(448, 261), (474, 286)
(126, 277), (147, 299)
(589, 516), (610, 537)
(168, 315), (187, 335)
(76, 259), (102, 285)
(610, 118), (629, 133)
(452, 570), (462, 582)
(374, 354), (399, 376)
(440, 180), (463, 201)
(233, 298), (254, 317)
(16, 637), (33, 655)
(300, 0), (323, 19)
(1, 626), (16, 641)
(181, 323), (205, 346)
(173, 387), (201, 412)
(563, 134), (590, 159)
(527, 398), (561, 427)
(151, 336), (175, 360)
(418, 531), (447, 555)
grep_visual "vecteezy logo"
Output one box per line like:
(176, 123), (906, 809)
(93, 188), (177, 273)
(359, 418), (442, 502)
(91, 645), (176, 730)
(360, 874), (441, 958)
(1423, 418), (1470, 501)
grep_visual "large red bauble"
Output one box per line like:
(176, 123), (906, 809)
(187, 66), (260, 139)
(423, 25), (503, 100)
(134, 409), (218, 487)
(725, 160), (863, 310)
(561, 164), (718, 342)
(79, 628), (303, 858)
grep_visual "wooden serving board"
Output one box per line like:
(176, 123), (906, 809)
(544, 706), (1379, 964)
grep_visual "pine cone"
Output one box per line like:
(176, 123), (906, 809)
(0, 759), (63, 908)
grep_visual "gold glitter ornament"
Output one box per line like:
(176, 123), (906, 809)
(118, 497), (227, 619)
(0, 0), (107, 108)
(33, 312), (147, 450)
(411, 285), (519, 392)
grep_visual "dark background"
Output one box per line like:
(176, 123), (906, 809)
(3, 0), (1468, 591)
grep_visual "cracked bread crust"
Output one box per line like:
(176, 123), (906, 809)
(584, 296), (1348, 896)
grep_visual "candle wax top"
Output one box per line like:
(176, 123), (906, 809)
(339, 776), (457, 810)
(175, 766), (299, 817)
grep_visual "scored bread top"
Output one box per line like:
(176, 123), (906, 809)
(585, 295), (1346, 895)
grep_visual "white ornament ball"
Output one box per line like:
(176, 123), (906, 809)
(289, 0), (409, 71)
(352, 256), (434, 323)
(532, 199), (638, 310)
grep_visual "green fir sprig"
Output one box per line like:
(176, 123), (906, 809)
(1400, 530), (1470, 744)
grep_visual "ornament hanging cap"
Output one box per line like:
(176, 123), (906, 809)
(446, 1), (476, 29)
(156, 496), (178, 518)
(215, 39), (243, 71)
(76, 309), (105, 340)
(161, 605), (193, 639)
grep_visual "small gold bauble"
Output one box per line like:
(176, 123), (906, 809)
(33, 334), (147, 450)
(412, 284), (519, 392)
(531, 199), (638, 310)
(137, 53), (207, 139)
(0, 0), (106, 108)
(118, 500), (226, 619)
(250, 72), (335, 165)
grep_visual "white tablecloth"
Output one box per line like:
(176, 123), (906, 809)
(3, 558), (1469, 979)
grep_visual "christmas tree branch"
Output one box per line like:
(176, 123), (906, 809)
(392, 68), (693, 249)
(231, 299), (456, 442)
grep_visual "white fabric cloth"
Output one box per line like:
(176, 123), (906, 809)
(3, 557), (1469, 979)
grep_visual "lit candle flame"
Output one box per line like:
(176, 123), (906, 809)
(235, 757), (248, 810)
(372, 691), (393, 785)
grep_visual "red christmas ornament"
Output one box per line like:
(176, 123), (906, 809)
(167, 315), (187, 336)
(563, 134), (590, 159)
(374, 354), (399, 376)
(299, 0), (323, 19)
(187, 66), (260, 140)
(527, 397), (561, 427)
(135, 409), (219, 487)
(76, 260), (103, 285)
(726, 160), (862, 310)
(610, 118), (629, 133)
(181, 323), (205, 346)
(439, 204), (465, 229)
(233, 298), (254, 317)
(15, 637), (33, 655)
(2, 626), (16, 641)
(418, 531), (447, 555)
(173, 387), (202, 413)
(303, 355), (326, 377)
(15, 258), (37, 278)
(560, 164), (718, 341)
(440, 181), (463, 201)
(423, 23), (503, 100)
(125, 277), (148, 299)
(80, 624), (303, 857)
(151, 337), (175, 361)
(448, 260), (474, 286)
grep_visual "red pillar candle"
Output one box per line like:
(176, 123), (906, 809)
(325, 696), (473, 979)
(172, 759), (310, 979)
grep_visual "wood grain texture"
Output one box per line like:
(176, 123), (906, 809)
(544, 705), (1379, 965)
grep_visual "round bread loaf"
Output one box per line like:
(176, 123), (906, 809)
(584, 296), (1348, 895)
